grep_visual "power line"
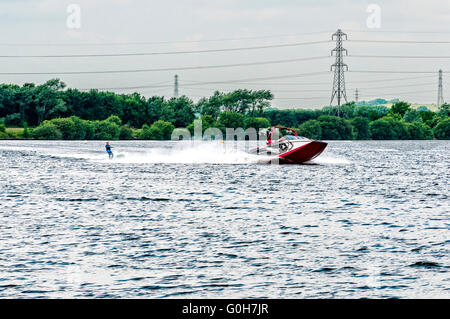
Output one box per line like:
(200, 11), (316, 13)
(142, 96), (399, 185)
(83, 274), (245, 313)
(181, 86), (330, 93)
(183, 80), (333, 86)
(181, 75), (437, 86)
(83, 71), (330, 90)
(106, 79), (436, 94)
(0, 31), (334, 47)
(81, 84), (172, 91)
(349, 70), (448, 74)
(80, 74), (439, 92)
(355, 82), (436, 91)
(349, 89), (435, 96)
(274, 97), (327, 100)
(0, 40), (332, 58)
(276, 89), (435, 99)
(3, 29), (447, 47)
(274, 91), (435, 101)
(349, 54), (450, 59)
(348, 39), (450, 44)
(79, 81), (172, 91)
(346, 74), (436, 83)
(156, 71), (331, 84)
(347, 29), (450, 34)
(0, 56), (330, 75)
(356, 94), (435, 102)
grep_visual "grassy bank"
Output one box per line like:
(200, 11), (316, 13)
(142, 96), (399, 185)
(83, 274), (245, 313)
(0, 127), (27, 139)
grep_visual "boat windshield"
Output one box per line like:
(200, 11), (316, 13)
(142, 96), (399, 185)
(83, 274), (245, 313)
(284, 135), (307, 140)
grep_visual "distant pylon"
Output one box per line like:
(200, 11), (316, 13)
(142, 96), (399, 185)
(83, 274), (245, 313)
(355, 88), (359, 104)
(437, 69), (444, 107)
(174, 74), (179, 98)
(330, 29), (348, 116)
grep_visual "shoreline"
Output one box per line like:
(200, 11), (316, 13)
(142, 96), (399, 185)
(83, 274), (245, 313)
(0, 138), (446, 141)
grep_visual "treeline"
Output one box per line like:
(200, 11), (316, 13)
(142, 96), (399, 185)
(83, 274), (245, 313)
(0, 79), (272, 128)
(271, 102), (450, 140)
(0, 79), (449, 140)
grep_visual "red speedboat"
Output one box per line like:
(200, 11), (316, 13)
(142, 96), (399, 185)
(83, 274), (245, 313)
(249, 127), (327, 164)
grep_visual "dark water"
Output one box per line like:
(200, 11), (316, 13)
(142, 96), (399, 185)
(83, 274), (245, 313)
(0, 140), (448, 298)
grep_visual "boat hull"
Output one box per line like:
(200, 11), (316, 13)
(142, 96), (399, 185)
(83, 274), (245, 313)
(277, 141), (327, 164)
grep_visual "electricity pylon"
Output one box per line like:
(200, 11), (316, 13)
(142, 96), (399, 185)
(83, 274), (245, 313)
(437, 69), (444, 107)
(330, 29), (348, 116)
(174, 74), (179, 98)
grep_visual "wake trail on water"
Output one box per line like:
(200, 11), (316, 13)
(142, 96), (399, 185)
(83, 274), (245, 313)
(309, 154), (351, 165)
(98, 142), (269, 164)
(104, 143), (351, 165)
(0, 141), (350, 165)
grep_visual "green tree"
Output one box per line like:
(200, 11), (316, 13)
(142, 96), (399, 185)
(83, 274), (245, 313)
(167, 96), (195, 127)
(355, 105), (389, 121)
(46, 118), (77, 139)
(119, 93), (148, 127)
(405, 122), (433, 140)
(158, 100), (176, 124)
(34, 79), (67, 124)
(15, 84), (34, 125)
(216, 112), (244, 130)
(139, 120), (175, 140)
(248, 90), (273, 116)
(0, 85), (14, 120)
(418, 109), (436, 127)
(417, 106), (429, 112)
(119, 124), (134, 140)
(432, 118), (450, 139)
(195, 92), (223, 119)
(139, 124), (152, 139)
(293, 109), (321, 126)
(389, 101), (411, 117)
(23, 122), (30, 138)
(437, 104), (450, 117)
(94, 120), (121, 140)
(105, 114), (122, 126)
(323, 102), (357, 119)
(262, 109), (298, 127)
(186, 115), (215, 135)
(222, 89), (252, 113)
(70, 116), (91, 140)
(297, 120), (322, 140)
(5, 113), (21, 126)
(318, 115), (353, 140)
(144, 96), (170, 125)
(243, 117), (270, 130)
(403, 109), (422, 123)
(32, 122), (63, 140)
(370, 116), (408, 140)
(350, 116), (370, 140)
(0, 122), (6, 139)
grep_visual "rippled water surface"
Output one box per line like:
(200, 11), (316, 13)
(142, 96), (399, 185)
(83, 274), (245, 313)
(0, 140), (448, 298)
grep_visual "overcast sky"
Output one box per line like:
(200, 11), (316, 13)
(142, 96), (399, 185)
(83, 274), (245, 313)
(0, 0), (449, 108)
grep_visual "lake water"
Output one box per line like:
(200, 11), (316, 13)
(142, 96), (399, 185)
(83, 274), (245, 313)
(0, 140), (448, 298)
